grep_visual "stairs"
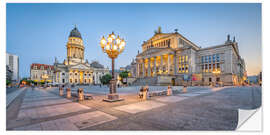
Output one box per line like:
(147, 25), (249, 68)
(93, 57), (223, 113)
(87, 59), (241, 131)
(132, 77), (157, 86)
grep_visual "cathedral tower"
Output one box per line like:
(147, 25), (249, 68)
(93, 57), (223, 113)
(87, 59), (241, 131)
(66, 26), (84, 65)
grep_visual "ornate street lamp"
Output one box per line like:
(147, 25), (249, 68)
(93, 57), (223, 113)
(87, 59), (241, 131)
(100, 32), (126, 102)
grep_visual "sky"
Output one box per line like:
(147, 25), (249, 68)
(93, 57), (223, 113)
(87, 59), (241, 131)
(6, 3), (262, 78)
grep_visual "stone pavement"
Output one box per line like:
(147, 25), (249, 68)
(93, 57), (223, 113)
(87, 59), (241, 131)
(6, 86), (261, 130)
(6, 87), (26, 108)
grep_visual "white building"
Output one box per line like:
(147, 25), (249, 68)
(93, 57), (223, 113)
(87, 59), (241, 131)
(133, 27), (247, 86)
(53, 26), (109, 85)
(6, 53), (19, 82)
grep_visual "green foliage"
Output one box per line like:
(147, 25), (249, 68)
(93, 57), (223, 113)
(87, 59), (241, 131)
(6, 79), (11, 86)
(119, 71), (129, 79)
(100, 74), (112, 85)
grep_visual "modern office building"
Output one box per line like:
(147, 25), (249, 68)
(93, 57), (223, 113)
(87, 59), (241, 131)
(6, 53), (19, 82)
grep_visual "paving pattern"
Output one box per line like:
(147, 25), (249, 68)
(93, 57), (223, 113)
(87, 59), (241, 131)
(155, 96), (188, 103)
(6, 87), (26, 107)
(15, 111), (117, 130)
(113, 101), (166, 114)
(7, 86), (261, 130)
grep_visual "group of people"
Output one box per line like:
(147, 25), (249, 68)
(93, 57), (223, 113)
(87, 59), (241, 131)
(138, 86), (149, 99)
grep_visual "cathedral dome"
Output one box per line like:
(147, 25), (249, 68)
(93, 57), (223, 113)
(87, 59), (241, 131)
(69, 27), (82, 39)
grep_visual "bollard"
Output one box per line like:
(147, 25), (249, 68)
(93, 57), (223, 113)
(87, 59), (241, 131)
(167, 85), (172, 96)
(59, 87), (64, 96)
(143, 90), (148, 100)
(182, 84), (187, 93)
(66, 88), (71, 98)
(77, 88), (84, 101)
(142, 86), (149, 100)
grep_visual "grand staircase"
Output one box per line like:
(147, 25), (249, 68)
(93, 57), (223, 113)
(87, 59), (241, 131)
(132, 77), (157, 86)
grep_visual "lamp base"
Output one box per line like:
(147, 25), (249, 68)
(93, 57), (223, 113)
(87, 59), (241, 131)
(103, 94), (124, 102)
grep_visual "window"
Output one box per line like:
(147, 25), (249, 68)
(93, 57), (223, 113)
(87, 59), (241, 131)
(70, 79), (72, 83)
(75, 73), (77, 76)
(205, 64), (208, 72)
(209, 78), (212, 82)
(216, 78), (220, 82)
(217, 63), (220, 70)
(209, 56), (211, 63)
(201, 65), (204, 71)
(185, 64), (188, 73)
(209, 64), (211, 70)
(213, 54), (216, 62)
(185, 56), (188, 62)
(62, 79), (65, 83)
(201, 56), (204, 63)
(75, 79), (77, 83)
(205, 56), (208, 63)
(182, 56), (185, 62)
(62, 73), (65, 76)
(216, 54), (220, 62)
(213, 64), (216, 71)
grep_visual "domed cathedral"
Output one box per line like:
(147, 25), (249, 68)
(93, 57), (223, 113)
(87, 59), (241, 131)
(66, 26), (85, 65)
(53, 26), (109, 85)
(133, 27), (246, 86)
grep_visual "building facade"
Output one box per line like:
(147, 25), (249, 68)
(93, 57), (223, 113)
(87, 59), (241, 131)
(133, 27), (246, 86)
(90, 61), (110, 84)
(6, 53), (19, 82)
(53, 26), (109, 85)
(30, 63), (54, 83)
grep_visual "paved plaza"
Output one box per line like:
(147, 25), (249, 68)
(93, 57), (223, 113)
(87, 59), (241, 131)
(6, 85), (261, 130)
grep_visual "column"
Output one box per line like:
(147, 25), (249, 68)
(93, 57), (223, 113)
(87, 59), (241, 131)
(175, 54), (178, 74)
(153, 57), (156, 76)
(148, 58), (151, 77)
(160, 55), (163, 74)
(168, 54), (171, 74)
(136, 61), (140, 78)
(142, 59), (145, 77)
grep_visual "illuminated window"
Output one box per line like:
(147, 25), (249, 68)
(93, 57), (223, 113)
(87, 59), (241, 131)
(182, 56), (184, 62)
(185, 56), (188, 62)
(217, 63), (220, 70)
(209, 64), (211, 70)
(70, 79), (72, 83)
(213, 64), (216, 71)
(205, 64), (208, 72)
(185, 64), (188, 73)
(75, 79), (77, 83)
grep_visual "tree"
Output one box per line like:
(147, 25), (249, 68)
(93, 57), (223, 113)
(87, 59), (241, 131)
(100, 74), (112, 85)
(119, 71), (129, 84)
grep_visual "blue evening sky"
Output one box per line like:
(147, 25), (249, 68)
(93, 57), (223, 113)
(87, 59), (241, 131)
(6, 3), (261, 78)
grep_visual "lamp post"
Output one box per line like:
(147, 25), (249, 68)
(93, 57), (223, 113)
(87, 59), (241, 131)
(100, 32), (126, 102)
